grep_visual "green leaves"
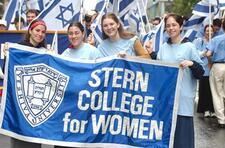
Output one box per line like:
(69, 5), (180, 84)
(172, 0), (199, 17)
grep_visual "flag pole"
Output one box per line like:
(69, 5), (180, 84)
(50, 30), (58, 54)
(80, 0), (84, 24)
(136, 0), (146, 34)
(92, 0), (108, 30)
(209, 0), (212, 41)
(18, 0), (22, 30)
(141, 0), (151, 31)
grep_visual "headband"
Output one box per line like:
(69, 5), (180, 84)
(29, 20), (46, 30)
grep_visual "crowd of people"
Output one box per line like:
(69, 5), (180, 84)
(0, 7), (225, 148)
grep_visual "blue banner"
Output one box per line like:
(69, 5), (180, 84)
(0, 43), (182, 148)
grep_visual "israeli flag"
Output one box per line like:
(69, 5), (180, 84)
(26, 0), (52, 11)
(153, 20), (165, 52)
(2, 0), (17, 28)
(122, 9), (141, 33)
(182, 29), (198, 42)
(202, 0), (220, 6)
(183, 15), (205, 30)
(91, 0), (112, 44)
(37, 0), (82, 30)
(218, 0), (225, 10)
(142, 19), (164, 53)
(183, 15), (206, 40)
(193, 1), (215, 16)
(118, 0), (136, 17)
(142, 31), (155, 49)
(95, 0), (105, 12)
(3, 0), (52, 29)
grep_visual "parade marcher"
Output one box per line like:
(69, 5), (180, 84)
(196, 18), (224, 38)
(83, 10), (97, 38)
(25, 9), (40, 26)
(12, 17), (25, 30)
(98, 12), (150, 58)
(11, 19), (47, 148)
(206, 19), (225, 128)
(212, 18), (224, 37)
(194, 24), (215, 117)
(61, 22), (100, 60)
(151, 17), (161, 30)
(54, 22), (100, 148)
(156, 13), (204, 148)
(19, 19), (46, 49)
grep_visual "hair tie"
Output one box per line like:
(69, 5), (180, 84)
(29, 20), (46, 30)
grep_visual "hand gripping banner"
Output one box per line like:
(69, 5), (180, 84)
(0, 43), (183, 148)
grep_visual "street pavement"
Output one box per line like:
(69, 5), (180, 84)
(1, 105), (225, 148)
(195, 112), (225, 148)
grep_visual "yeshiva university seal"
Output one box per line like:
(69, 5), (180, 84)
(14, 64), (69, 127)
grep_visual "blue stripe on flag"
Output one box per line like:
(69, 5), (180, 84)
(154, 30), (160, 52)
(70, 12), (80, 23)
(194, 3), (215, 13)
(142, 31), (154, 44)
(183, 17), (205, 28)
(94, 25), (103, 43)
(38, 0), (60, 19)
(3, 0), (17, 28)
(95, 0), (105, 12)
(129, 11), (140, 32)
(119, 0), (134, 12)
(186, 30), (198, 42)
(38, 1), (45, 10)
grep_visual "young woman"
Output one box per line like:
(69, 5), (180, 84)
(61, 22), (100, 60)
(194, 25), (215, 117)
(11, 19), (47, 148)
(54, 22), (100, 148)
(19, 19), (47, 49)
(156, 13), (204, 148)
(98, 12), (150, 58)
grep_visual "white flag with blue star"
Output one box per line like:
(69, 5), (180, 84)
(37, 0), (82, 30)
(3, 0), (52, 30)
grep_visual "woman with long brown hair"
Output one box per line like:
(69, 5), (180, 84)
(98, 12), (150, 58)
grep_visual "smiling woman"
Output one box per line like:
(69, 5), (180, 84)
(98, 12), (150, 59)
(61, 22), (100, 60)
(157, 13), (204, 148)
(19, 19), (47, 49)
(10, 19), (48, 148)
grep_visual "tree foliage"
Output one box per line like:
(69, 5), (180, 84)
(172, 0), (199, 17)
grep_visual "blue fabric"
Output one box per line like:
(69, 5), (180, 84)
(157, 42), (203, 116)
(98, 36), (138, 57)
(196, 26), (204, 38)
(0, 43), (181, 147)
(62, 43), (100, 60)
(207, 34), (225, 62)
(193, 38), (210, 76)
(213, 28), (224, 37)
(174, 115), (194, 148)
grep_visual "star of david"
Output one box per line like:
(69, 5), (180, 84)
(56, 3), (74, 27)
